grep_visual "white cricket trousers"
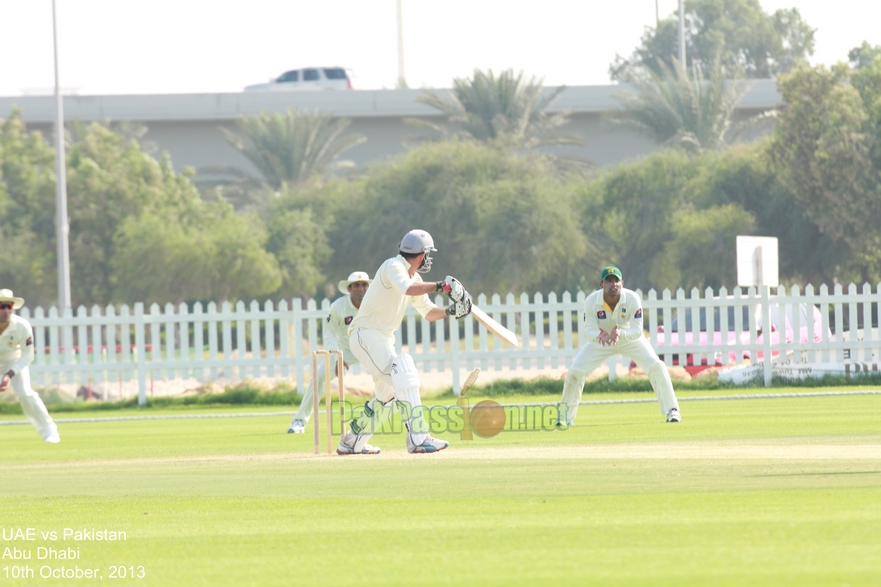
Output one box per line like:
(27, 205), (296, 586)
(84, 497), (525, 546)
(3, 365), (59, 440)
(561, 337), (678, 422)
(347, 329), (397, 403)
(348, 328), (427, 444)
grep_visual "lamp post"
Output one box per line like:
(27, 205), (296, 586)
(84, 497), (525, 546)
(52, 0), (71, 312)
(396, 0), (406, 88)
(678, 0), (686, 65)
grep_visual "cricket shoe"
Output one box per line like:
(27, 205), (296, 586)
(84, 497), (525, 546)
(406, 434), (449, 454)
(555, 418), (574, 429)
(287, 419), (305, 434)
(666, 408), (682, 423)
(44, 430), (61, 443)
(336, 432), (381, 455)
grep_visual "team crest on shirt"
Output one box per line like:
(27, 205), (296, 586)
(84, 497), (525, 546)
(597, 311), (607, 319)
(26, 337), (32, 346)
(344, 316), (353, 325)
(635, 309), (642, 319)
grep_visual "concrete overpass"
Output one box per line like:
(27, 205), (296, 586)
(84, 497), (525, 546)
(0, 80), (780, 177)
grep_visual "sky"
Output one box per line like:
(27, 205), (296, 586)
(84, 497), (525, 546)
(1, 0), (880, 97)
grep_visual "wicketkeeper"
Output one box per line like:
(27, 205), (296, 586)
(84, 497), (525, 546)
(0, 289), (61, 442)
(560, 267), (681, 425)
(287, 271), (371, 434)
(338, 229), (472, 455)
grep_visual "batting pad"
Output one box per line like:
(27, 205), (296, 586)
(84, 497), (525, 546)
(396, 386), (429, 442)
(390, 353), (420, 392)
(352, 398), (394, 452)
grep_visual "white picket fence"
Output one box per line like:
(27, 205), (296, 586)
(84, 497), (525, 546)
(19, 283), (881, 404)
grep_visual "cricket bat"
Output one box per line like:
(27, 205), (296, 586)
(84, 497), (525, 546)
(471, 305), (521, 348)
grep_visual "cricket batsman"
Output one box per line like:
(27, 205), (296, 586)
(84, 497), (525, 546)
(338, 229), (472, 455)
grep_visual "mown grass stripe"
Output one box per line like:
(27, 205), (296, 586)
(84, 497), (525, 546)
(1, 390), (878, 425)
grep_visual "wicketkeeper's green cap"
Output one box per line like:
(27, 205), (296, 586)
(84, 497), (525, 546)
(600, 266), (623, 281)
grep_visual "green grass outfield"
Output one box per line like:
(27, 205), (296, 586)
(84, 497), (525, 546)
(1, 389), (879, 587)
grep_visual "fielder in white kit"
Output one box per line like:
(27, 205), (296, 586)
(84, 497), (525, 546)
(338, 229), (472, 455)
(560, 267), (680, 426)
(287, 271), (371, 434)
(0, 289), (60, 443)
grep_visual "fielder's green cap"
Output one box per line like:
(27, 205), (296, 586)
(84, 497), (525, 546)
(600, 266), (623, 281)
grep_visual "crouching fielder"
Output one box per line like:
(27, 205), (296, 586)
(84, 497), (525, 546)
(287, 271), (371, 434)
(560, 267), (680, 426)
(0, 289), (60, 443)
(339, 229), (472, 455)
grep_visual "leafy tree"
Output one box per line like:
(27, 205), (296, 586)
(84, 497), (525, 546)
(112, 200), (282, 304)
(848, 42), (881, 70)
(413, 69), (584, 151)
(652, 203), (755, 290)
(67, 120), (158, 155)
(1, 114), (327, 306)
(608, 58), (751, 151)
(688, 141), (844, 285)
(610, 0), (814, 81)
(0, 109), (59, 307)
(576, 150), (700, 292)
(573, 143), (840, 291)
(770, 63), (881, 282)
(63, 123), (208, 304)
(0, 227), (56, 307)
(263, 200), (333, 299)
(203, 108), (366, 208)
(324, 139), (587, 295)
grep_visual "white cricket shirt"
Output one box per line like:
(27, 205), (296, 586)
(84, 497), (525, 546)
(324, 294), (359, 364)
(348, 255), (437, 336)
(584, 288), (646, 343)
(0, 314), (36, 373)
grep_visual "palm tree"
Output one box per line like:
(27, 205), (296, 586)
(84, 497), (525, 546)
(199, 108), (366, 207)
(609, 59), (755, 151)
(412, 69), (584, 150)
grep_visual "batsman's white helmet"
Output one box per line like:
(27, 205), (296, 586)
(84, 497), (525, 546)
(399, 229), (437, 273)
